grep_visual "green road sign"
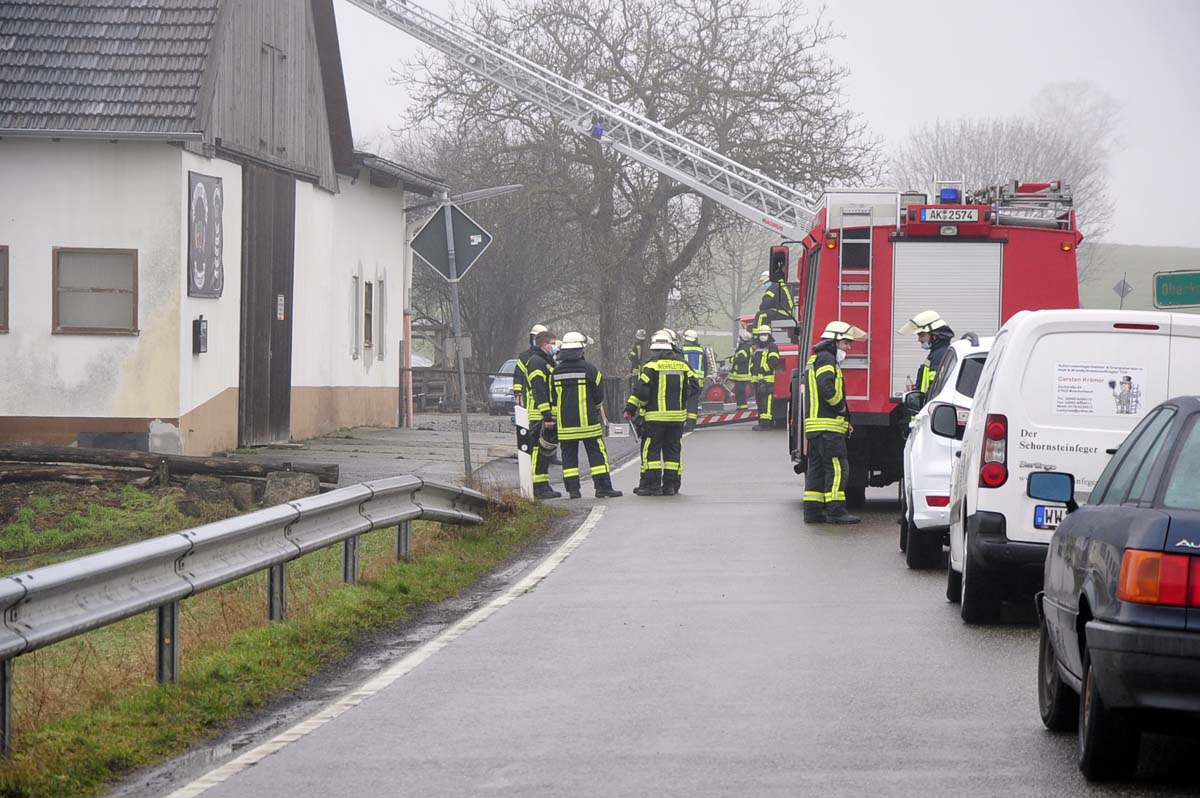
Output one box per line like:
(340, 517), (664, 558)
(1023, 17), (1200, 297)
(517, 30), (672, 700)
(1154, 271), (1200, 309)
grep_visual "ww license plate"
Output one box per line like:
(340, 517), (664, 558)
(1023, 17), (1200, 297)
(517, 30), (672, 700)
(921, 208), (979, 223)
(1034, 505), (1067, 530)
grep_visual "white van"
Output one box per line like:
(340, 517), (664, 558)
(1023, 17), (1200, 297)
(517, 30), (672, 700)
(947, 309), (1200, 623)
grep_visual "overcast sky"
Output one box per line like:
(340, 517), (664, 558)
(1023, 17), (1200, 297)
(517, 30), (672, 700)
(334, 0), (1200, 248)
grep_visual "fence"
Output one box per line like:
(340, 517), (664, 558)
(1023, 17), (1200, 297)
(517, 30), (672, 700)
(0, 475), (486, 754)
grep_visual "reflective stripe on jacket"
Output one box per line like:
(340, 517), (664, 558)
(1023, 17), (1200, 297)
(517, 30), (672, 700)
(804, 342), (849, 435)
(552, 355), (605, 440)
(751, 342), (781, 384)
(626, 354), (696, 423)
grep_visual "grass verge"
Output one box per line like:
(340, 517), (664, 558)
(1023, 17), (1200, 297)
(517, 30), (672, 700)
(0, 495), (556, 798)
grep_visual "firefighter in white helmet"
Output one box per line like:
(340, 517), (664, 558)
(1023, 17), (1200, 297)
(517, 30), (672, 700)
(524, 328), (562, 499)
(513, 323), (550, 409)
(552, 332), (623, 499)
(729, 328), (754, 410)
(802, 320), (867, 524)
(627, 328), (647, 394)
(897, 310), (955, 397)
(755, 263), (795, 331)
(750, 324), (781, 430)
(680, 329), (706, 431)
(625, 330), (698, 496)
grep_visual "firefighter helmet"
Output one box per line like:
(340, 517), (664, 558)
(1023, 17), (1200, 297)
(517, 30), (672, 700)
(649, 330), (674, 350)
(530, 323), (548, 336)
(897, 311), (948, 336)
(635, 328), (646, 341)
(663, 328), (677, 342)
(821, 321), (867, 341)
(738, 328), (751, 342)
(753, 324), (771, 336)
(559, 331), (587, 350)
(682, 329), (699, 343)
(760, 270), (770, 283)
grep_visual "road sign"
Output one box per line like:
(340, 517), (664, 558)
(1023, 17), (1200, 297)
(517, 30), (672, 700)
(1154, 270), (1200, 309)
(410, 203), (493, 282)
(1112, 277), (1133, 299)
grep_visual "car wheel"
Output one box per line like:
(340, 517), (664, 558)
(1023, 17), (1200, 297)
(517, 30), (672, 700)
(845, 486), (866, 510)
(1078, 646), (1139, 781)
(959, 532), (1000, 624)
(1038, 615), (1078, 731)
(898, 481), (909, 553)
(946, 563), (962, 604)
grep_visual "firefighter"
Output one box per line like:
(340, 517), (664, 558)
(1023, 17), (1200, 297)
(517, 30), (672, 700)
(626, 329), (646, 394)
(750, 324), (781, 430)
(513, 323), (549, 408)
(625, 330), (697, 496)
(681, 329), (707, 431)
(729, 328), (753, 410)
(552, 332), (623, 499)
(803, 321), (866, 525)
(755, 269), (795, 330)
(525, 329), (562, 499)
(897, 310), (955, 396)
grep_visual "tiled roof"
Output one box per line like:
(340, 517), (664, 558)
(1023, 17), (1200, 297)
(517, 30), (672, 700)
(0, 0), (220, 134)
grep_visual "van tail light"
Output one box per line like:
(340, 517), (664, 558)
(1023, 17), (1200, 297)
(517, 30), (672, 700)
(1113, 323), (1160, 331)
(1118, 550), (1193, 606)
(926, 495), (950, 507)
(979, 413), (1008, 488)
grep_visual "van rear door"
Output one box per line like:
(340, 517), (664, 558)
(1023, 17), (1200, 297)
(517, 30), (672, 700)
(1168, 314), (1200, 397)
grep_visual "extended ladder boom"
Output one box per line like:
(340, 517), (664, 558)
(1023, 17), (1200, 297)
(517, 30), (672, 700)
(346, 0), (817, 237)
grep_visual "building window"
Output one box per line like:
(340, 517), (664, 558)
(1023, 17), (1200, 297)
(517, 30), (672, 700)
(259, 44), (286, 156)
(363, 281), (374, 348)
(53, 248), (138, 334)
(0, 246), (8, 332)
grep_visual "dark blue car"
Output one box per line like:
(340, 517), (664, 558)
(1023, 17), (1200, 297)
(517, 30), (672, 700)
(1030, 395), (1200, 781)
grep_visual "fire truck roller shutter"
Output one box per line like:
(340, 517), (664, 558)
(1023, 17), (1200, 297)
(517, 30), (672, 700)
(890, 242), (1003, 398)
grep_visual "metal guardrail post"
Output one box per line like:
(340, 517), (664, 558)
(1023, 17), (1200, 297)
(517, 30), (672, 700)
(268, 564), (288, 621)
(156, 602), (179, 685)
(0, 659), (11, 757)
(397, 521), (411, 561)
(343, 536), (359, 584)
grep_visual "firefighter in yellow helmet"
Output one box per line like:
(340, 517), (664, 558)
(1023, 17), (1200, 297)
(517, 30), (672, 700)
(897, 310), (954, 398)
(625, 330), (698, 496)
(755, 267), (795, 330)
(680, 329), (706, 431)
(728, 328), (754, 410)
(750, 324), (781, 430)
(524, 328), (562, 499)
(803, 321), (866, 524)
(552, 332), (622, 499)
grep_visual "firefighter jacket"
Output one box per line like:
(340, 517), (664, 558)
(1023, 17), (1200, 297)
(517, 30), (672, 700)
(751, 339), (782, 384)
(512, 345), (542, 407)
(804, 340), (849, 435)
(525, 348), (557, 422)
(916, 329), (954, 394)
(551, 351), (605, 440)
(625, 352), (698, 423)
(627, 341), (644, 374)
(729, 341), (753, 382)
(755, 279), (795, 328)
(681, 343), (706, 382)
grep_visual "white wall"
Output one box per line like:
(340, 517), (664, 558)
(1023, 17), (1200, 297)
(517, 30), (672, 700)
(177, 151), (243, 419)
(0, 139), (181, 420)
(292, 171), (407, 389)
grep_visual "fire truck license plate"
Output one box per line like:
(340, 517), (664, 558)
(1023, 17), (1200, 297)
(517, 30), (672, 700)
(1034, 505), (1067, 530)
(921, 208), (979, 223)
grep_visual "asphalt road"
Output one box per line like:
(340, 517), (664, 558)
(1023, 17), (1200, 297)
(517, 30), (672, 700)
(170, 426), (1198, 797)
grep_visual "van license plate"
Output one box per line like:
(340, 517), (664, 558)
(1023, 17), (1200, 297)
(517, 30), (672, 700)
(1035, 505), (1067, 530)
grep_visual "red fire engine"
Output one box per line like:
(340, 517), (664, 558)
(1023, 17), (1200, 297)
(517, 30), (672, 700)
(781, 181), (1082, 506)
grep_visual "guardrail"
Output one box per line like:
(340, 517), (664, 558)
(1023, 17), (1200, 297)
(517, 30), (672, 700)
(0, 475), (486, 754)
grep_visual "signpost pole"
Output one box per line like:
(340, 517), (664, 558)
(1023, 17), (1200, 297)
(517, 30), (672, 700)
(1120, 271), (1127, 311)
(440, 193), (474, 486)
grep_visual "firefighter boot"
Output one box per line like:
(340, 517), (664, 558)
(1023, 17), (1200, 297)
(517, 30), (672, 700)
(593, 475), (623, 499)
(823, 502), (861, 525)
(533, 484), (562, 500)
(803, 501), (825, 524)
(661, 472), (680, 496)
(633, 473), (663, 496)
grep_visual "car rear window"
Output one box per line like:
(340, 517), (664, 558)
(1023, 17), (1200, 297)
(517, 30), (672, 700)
(1163, 417), (1200, 511)
(955, 355), (986, 399)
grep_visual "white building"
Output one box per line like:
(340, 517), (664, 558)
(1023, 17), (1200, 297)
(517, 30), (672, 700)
(0, 0), (443, 454)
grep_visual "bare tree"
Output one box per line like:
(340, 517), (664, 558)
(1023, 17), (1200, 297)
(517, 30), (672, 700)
(399, 0), (880, 394)
(890, 82), (1121, 283)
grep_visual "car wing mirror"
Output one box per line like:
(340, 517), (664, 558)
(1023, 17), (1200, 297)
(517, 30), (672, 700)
(903, 390), (926, 414)
(930, 404), (967, 439)
(1027, 471), (1079, 514)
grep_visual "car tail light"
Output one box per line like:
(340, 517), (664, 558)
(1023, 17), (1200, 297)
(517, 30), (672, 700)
(979, 414), (1007, 488)
(926, 495), (950, 507)
(1191, 558), (1200, 608)
(1118, 550), (1190, 606)
(1113, 323), (1160, 331)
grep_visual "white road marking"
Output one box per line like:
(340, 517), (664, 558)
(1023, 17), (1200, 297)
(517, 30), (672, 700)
(165, 505), (609, 798)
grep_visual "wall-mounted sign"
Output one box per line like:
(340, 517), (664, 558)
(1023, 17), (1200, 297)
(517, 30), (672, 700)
(276, 294), (286, 321)
(193, 316), (208, 354)
(188, 172), (224, 298)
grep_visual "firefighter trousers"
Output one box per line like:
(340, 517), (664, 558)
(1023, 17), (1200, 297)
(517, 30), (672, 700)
(733, 380), (751, 410)
(640, 421), (683, 489)
(560, 436), (611, 493)
(686, 391), (700, 424)
(804, 432), (849, 515)
(530, 426), (554, 485)
(755, 381), (774, 423)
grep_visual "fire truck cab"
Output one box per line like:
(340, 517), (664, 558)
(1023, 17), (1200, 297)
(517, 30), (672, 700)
(785, 181), (1083, 507)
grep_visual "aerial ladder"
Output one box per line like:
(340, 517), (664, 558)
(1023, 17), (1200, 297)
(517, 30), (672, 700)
(344, 0), (818, 237)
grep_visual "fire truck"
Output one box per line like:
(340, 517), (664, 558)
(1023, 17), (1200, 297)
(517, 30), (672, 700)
(348, 0), (1083, 504)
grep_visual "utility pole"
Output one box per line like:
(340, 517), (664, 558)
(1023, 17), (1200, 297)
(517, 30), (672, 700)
(440, 191), (474, 486)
